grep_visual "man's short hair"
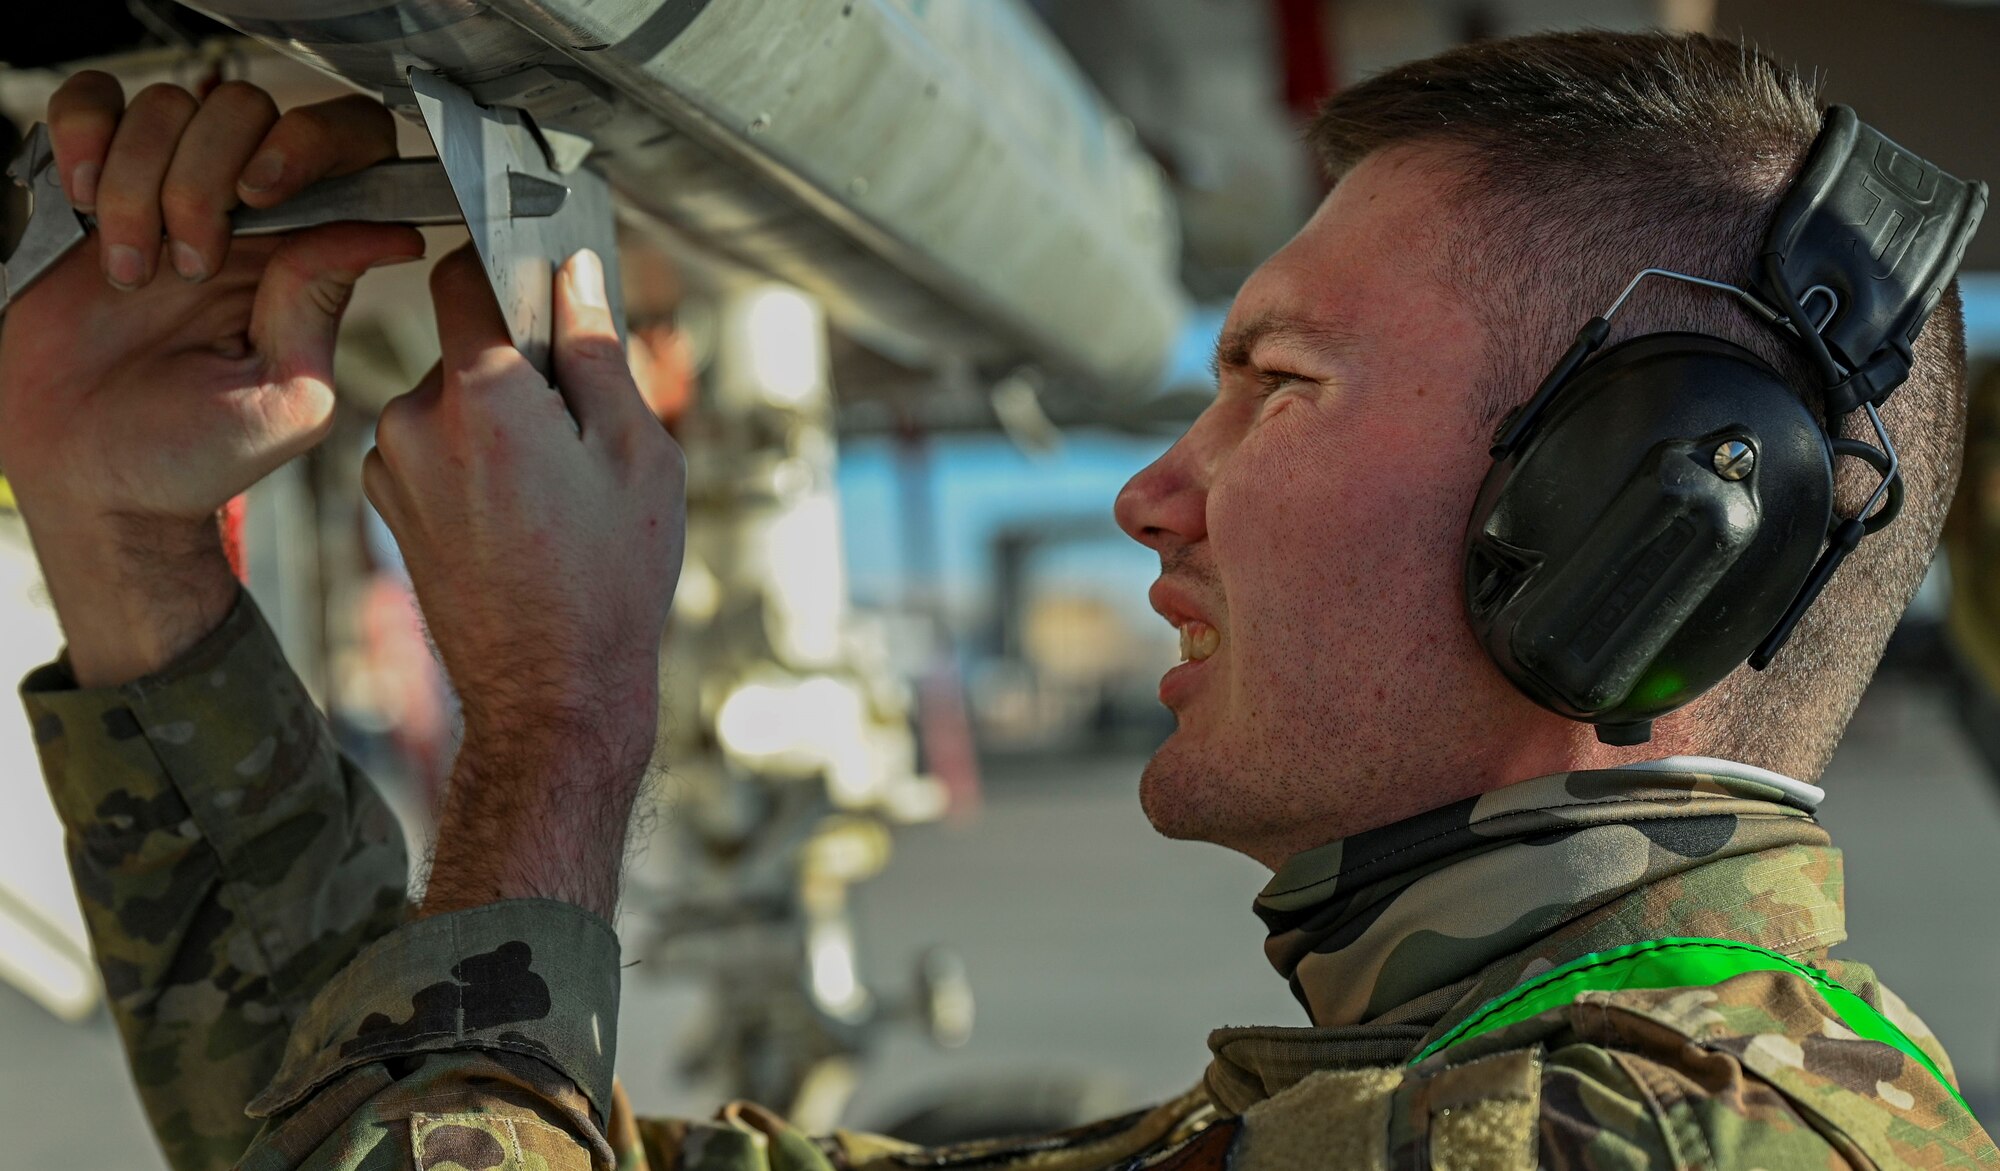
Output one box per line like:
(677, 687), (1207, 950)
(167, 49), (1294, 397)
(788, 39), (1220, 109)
(1308, 31), (1969, 780)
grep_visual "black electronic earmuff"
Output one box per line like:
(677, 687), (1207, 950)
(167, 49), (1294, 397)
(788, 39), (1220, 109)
(1465, 106), (1987, 745)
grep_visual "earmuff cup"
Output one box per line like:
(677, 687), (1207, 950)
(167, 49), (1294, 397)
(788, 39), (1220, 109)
(1464, 333), (1834, 740)
(1461, 107), (1982, 745)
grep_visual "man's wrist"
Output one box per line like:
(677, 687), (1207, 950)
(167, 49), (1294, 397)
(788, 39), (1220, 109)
(20, 503), (239, 687)
(418, 713), (655, 920)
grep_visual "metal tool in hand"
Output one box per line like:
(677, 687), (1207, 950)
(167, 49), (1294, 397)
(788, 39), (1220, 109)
(1, 71), (621, 378)
(0, 124), (560, 309)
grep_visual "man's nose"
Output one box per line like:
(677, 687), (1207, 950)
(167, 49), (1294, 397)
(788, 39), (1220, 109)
(1115, 431), (1208, 553)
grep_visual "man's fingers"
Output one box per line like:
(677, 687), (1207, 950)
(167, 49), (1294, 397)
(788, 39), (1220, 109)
(46, 70), (124, 213)
(94, 83), (199, 290)
(368, 361), (442, 486)
(237, 95), (397, 209)
(250, 222), (425, 389)
(553, 250), (648, 436)
(160, 82), (279, 283)
(360, 445), (406, 535)
(430, 245), (535, 388)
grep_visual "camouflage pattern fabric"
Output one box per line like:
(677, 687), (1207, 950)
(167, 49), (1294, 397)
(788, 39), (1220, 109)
(1208, 768), (1997, 1168)
(20, 592), (409, 1171)
(24, 594), (1997, 1169)
(1255, 768), (1839, 1030)
(244, 899), (622, 1130)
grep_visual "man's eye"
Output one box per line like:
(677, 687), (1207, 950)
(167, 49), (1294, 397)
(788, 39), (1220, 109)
(1253, 370), (1310, 397)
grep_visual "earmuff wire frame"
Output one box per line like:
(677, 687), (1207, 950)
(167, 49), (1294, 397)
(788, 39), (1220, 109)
(1744, 263), (1907, 671)
(1585, 265), (1902, 529)
(1600, 266), (1787, 328)
(1854, 402), (1901, 525)
(1498, 268), (1896, 505)
(1748, 259), (1905, 533)
(1831, 431), (1904, 536)
(1487, 267), (1764, 460)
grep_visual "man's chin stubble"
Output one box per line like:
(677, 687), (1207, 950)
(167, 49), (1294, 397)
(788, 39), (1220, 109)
(1139, 742), (1272, 853)
(1139, 727), (1368, 867)
(1136, 752), (1201, 841)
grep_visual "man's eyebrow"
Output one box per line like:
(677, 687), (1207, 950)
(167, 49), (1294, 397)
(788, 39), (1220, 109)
(1209, 315), (1365, 381)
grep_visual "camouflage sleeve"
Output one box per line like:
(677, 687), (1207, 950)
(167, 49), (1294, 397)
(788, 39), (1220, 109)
(229, 899), (625, 1171)
(231, 895), (1231, 1171)
(20, 591), (410, 1171)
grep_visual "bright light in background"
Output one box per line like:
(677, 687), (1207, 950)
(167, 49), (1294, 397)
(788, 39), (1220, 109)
(673, 552), (722, 626)
(739, 285), (827, 408)
(716, 674), (874, 803)
(714, 679), (805, 758)
(806, 918), (868, 1020)
(0, 893), (95, 1023)
(764, 495), (850, 667)
(803, 818), (894, 884)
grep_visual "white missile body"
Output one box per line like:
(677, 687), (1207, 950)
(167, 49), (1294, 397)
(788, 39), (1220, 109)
(172, 0), (1187, 391)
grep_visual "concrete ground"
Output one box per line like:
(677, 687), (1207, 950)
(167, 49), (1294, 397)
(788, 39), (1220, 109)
(3, 677), (1997, 1168)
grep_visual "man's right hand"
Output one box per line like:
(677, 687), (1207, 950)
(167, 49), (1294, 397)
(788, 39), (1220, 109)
(0, 73), (423, 686)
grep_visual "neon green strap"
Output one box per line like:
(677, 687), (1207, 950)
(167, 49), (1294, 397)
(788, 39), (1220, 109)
(1411, 936), (1968, 1113)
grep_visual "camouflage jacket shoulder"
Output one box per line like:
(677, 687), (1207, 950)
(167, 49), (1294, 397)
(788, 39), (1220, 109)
(1192, 963), (1994, 1171)
(777, 960), (1996, 1171)
(1442, 962), (1999, 1170)
(591, 963), (1994, 1171)
(548, 962), (1994, 1171)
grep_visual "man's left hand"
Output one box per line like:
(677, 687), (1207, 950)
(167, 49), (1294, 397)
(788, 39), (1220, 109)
(364, 245), (685, 918)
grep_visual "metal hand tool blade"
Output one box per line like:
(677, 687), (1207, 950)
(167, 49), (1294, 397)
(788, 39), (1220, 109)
(408, 69), (623, 378)
(1, 125), (89, 312)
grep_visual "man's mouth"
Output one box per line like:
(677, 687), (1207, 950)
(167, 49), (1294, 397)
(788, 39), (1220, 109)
(1177, 620), (1220, 663)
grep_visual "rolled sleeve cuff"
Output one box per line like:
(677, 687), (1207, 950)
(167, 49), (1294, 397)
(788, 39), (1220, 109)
(247, 899), (623, 1126)
(22, 588), (287, 832)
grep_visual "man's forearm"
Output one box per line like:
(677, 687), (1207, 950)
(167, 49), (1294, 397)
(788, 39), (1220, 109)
(19, 503), (238, 686)
(419, 710), (655, 921)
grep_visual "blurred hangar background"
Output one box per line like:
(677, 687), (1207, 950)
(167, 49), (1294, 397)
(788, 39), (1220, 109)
(1, 0), (1999, 1166)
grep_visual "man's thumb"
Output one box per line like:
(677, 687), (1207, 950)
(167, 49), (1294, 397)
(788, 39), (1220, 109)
(251, 223), (425, 386)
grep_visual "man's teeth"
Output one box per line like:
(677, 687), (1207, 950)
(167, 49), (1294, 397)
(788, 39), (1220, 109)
(1178, 621), (1220, 663)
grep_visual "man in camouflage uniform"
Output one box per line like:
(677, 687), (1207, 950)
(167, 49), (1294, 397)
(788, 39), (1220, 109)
(1, 29), (1991, 1171)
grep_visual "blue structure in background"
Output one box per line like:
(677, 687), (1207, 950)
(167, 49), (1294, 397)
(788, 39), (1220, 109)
(1963, 275), (2000, 353)
(837, 432), (1166, 618)
(834, 302), (1227, 621)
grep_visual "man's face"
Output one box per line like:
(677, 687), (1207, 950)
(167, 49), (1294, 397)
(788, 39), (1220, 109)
(1115, 148), (1560, 867)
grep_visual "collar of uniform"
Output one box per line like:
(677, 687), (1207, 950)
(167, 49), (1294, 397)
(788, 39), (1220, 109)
(1620, 754), (1825, 810)
(1253, 765), (1839, 1032)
